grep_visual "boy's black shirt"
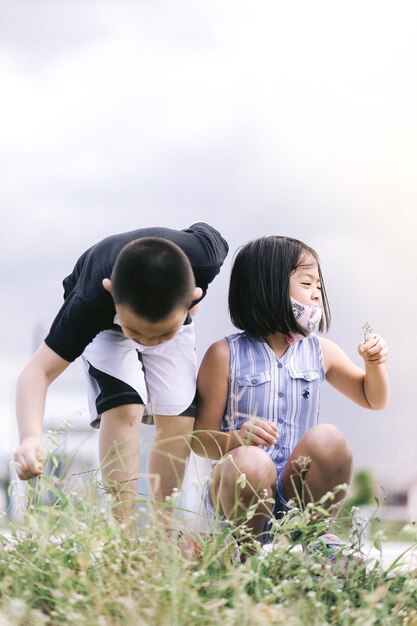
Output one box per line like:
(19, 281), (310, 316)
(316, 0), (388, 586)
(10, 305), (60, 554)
(45, 223), (228, 362)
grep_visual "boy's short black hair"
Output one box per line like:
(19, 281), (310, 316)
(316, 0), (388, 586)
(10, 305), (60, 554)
(228, 236), (331, 338)
(111, 237), (195, 321)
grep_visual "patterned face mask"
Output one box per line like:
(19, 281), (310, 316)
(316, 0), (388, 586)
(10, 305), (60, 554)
(286, 297), (322, 344)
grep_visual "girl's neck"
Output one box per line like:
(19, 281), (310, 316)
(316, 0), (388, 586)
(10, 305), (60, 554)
(264, 332), (289, 358)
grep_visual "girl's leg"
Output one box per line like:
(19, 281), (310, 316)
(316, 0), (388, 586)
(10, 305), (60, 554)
(281, 423), (353, 509)
(211, 446), (277, 540)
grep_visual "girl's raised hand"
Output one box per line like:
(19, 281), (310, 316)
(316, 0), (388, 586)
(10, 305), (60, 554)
(238, 417), (279, 447)
(358, 334), (388, 365)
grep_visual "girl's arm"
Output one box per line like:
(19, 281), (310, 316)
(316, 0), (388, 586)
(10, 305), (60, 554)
(319, 335), (389, 410)
(192, 339), (278, 459)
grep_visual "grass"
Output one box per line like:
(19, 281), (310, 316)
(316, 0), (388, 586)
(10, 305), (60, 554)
(0, 472), (417, 626)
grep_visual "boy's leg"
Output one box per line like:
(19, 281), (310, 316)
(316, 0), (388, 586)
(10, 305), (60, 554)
(82, 330), (148, 525)
(148, 414), (195, 504)
(99, 404), (143, 524)
(140, 321), (198, 509)
(84, 322), (197, 523)
(281, 423), (353, 509)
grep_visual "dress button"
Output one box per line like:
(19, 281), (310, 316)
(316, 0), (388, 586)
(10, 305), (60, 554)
(251, 378), (258, 384)
(278, 392), (284, 398)
(278, 363), (283, 369)
(278, 418), (283, 424)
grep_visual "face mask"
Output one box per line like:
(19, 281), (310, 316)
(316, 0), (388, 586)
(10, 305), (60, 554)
(286, 297), (322, 344)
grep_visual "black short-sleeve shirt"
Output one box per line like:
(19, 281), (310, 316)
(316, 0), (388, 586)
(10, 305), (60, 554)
(44, 222), (228, 362)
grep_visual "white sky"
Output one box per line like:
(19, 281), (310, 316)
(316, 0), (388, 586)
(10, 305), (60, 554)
(1, 0), (416, 490)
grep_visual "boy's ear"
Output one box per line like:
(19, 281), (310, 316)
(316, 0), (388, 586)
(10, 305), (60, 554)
(193, 287), (203, 301)
(102, 278), (112, 293)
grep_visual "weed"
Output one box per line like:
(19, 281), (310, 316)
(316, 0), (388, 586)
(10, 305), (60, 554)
(1, 464), (416, 625)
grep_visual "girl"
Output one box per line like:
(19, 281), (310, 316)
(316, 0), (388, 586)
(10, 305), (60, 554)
(193, 236), (388, 546)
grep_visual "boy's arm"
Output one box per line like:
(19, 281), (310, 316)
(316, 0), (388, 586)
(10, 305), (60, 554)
(320, 335), (389, 410)
(14, 343), (70, 479)
(192, 339), (278, 459)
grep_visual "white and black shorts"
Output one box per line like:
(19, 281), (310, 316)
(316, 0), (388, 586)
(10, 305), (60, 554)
(82, 322), (197, 428)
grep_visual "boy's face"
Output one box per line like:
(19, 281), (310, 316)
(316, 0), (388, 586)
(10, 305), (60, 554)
(114, 303), (189, 346)
(102, 279), (202, 346)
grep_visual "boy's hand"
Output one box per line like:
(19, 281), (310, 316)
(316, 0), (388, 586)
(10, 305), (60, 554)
(13, 437), (47, 480)
(238, 417), (279, 447)
(358, 334), (388, 366)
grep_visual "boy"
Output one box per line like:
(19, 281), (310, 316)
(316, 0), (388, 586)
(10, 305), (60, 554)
(14, 222), (228, 523)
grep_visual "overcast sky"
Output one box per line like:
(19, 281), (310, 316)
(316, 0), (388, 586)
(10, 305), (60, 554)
(1, 0), (416, 491)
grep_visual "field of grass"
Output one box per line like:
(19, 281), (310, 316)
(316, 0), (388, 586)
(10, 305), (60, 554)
(0, 475), (416, 626)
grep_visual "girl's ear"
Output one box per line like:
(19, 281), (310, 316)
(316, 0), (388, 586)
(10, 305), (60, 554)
(102, 278), (112, 293)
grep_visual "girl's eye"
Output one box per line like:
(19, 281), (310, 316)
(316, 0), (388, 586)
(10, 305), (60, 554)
(301, 282), (322, 290)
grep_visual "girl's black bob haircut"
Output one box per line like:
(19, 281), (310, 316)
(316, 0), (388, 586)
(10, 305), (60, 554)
(228, 236), (331, 338)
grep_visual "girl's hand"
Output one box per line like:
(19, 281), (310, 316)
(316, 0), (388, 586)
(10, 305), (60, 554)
(358, 334), (388, 366)
(238, 417), (279, 447)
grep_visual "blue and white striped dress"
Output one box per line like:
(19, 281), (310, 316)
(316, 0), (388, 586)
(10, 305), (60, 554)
(222, 332), (325, 476)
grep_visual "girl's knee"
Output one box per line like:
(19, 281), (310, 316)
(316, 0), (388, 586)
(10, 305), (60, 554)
(306, 424), (352, 467)
(217, 447), (276, 490)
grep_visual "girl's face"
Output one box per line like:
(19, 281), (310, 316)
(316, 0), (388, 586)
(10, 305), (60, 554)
(289, 253), (322, 306)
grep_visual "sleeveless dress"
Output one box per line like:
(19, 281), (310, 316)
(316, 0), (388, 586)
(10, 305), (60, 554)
(222, 331), (325, 478)
(203, 331), (326, 528)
